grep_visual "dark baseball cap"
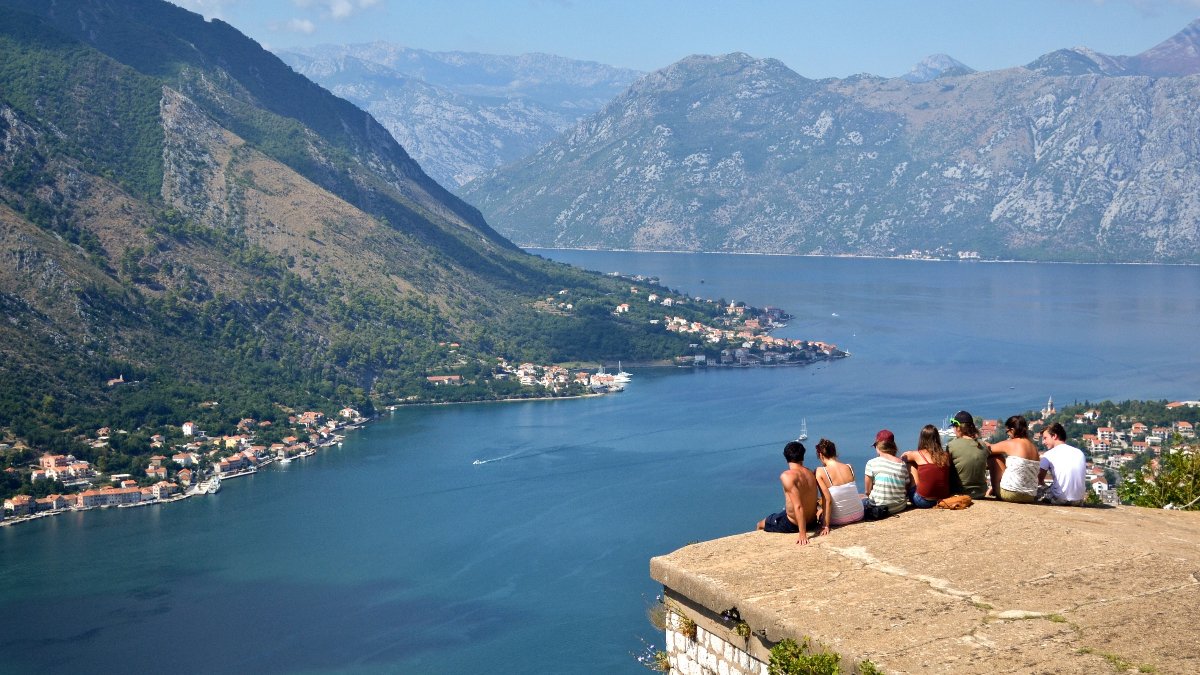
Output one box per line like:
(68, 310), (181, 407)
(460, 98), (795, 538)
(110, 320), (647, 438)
(952, 411), (973, 426)
(873, 430), (895, 446)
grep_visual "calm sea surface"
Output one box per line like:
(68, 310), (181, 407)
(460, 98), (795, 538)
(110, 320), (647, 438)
(2, 253), (1198, 674)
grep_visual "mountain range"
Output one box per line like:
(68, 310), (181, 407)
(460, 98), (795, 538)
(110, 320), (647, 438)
(0, 0), (699, 469)
(277, 44), (642, 188)
(458, 19), (1200, 262)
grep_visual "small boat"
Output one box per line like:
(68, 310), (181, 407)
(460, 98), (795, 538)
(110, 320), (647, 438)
(206, 476), (221, 494)
(798, 419), (808, 441)
(613, 361), (631, 383)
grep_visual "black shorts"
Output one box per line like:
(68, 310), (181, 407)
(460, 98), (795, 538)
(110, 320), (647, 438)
(763, 510), (799, 533)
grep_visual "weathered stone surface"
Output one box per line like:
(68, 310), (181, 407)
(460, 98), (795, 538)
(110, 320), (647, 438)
(651, 501), (1200, 674)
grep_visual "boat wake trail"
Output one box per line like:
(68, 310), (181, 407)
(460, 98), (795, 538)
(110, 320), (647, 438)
(472, 452), (522, 465)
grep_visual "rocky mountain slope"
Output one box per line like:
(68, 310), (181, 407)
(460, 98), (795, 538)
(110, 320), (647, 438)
(902, 54), (975, 83)
(278, 44), (642, 188)
(0, 0), (700, 462)
(459, 20), (1200, 263)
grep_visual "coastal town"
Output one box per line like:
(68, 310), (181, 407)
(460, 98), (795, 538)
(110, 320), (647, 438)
(415, 280), (850, 401)
(1, 408), (368, 525)
(603, 275), (848, 367)
(0, 274), (856, 528)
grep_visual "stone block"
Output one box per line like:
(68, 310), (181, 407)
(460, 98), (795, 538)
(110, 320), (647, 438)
(717, 659), (729, 675)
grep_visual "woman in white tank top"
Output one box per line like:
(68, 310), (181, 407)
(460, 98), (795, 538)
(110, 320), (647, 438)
(814, 438), (865, 527)
(987, 415), (1041, 503)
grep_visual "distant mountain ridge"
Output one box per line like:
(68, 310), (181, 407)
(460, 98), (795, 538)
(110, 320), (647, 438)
(278, 43), (643, 188)
(902, 54), (975, 82)
(458, 18), (1200, 263)
(1026, 17), (1200, 77)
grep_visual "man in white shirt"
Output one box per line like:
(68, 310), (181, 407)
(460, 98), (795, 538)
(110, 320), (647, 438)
(1037, 423), (1087, 506)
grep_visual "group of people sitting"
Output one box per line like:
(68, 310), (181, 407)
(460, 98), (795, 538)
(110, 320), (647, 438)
(756, 411), (1089, 545)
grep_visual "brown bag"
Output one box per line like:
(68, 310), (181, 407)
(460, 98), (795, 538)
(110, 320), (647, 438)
(936, 495), (973, 510)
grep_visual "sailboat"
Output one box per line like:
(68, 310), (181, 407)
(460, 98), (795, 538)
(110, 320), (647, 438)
(613, 361), (631, 383)
(798, 419), (808, 441)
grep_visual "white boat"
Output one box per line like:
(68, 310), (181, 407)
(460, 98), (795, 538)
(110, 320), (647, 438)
(938, 417), (955, 444)
(612, 361), (631, 383)
(798, 419), (808, 441)
(206, 476), (221, 494)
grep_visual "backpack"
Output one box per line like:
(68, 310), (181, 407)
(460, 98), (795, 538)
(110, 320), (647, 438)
(862, 498), (891, 521)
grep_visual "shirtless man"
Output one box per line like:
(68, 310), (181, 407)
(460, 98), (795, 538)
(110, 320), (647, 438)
(756, 441), (830, 545)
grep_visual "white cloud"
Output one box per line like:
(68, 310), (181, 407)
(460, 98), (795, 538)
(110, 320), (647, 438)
(269, 17), (316, 34)
(167, 0), (241, 20)
(292, 0), (381, 20)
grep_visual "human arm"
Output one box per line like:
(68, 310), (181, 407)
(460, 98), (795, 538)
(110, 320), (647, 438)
(863, 474), (874, 498)
(816, 479), (833, 536)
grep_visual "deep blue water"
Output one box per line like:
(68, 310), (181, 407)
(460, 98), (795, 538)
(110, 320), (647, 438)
(2, 253), (1198, 675)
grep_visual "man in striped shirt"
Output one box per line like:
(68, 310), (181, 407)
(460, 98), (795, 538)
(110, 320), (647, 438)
(863, 430), (910, 515)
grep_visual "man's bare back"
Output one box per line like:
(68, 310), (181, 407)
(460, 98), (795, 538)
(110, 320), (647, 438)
(782, 464), (820, 544)
(757, 461), (823, 544)
(758, 441), (829, 545)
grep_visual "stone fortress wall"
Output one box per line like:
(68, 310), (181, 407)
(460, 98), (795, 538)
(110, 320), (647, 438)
(650, 501), (1200, 674)
(663, 590), (770, 675)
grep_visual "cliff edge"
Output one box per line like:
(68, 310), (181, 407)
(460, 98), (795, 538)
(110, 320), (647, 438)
(651, 501), (1200, 674)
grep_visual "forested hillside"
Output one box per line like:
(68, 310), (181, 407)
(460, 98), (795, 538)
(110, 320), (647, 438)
(0, 1), (700, 488)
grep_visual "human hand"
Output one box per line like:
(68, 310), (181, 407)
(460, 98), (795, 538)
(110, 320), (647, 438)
(818, 526), (830, 537)
(796, 533), (809, 546)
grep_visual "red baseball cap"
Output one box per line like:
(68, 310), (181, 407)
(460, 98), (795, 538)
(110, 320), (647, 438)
(873, 430), (895, 446)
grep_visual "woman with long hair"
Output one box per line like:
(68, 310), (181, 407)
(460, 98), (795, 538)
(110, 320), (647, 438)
(987, 415), (1041, 503)
(813, 438), (864, 529)
(900, 425), (951, 508)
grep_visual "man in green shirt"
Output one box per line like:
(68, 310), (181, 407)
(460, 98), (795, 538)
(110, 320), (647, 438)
(947, 410), (988, 498)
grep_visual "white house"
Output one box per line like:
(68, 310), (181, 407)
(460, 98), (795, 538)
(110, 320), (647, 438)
(182, 422), (197, 436)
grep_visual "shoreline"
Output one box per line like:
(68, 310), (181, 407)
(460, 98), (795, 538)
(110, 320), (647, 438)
(0, 420), (370, 529)
(4, 300), (843, 528)
(391, 392), (608, 408)
(524, 246), (1200, 267)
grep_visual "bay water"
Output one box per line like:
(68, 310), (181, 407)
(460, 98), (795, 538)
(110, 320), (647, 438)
(2, 253), (1198, 674)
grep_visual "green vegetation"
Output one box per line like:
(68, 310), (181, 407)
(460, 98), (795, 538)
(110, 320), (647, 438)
(1119, 447), (1200, 510)
(0, 8), (165, 196)
(768, 637), (841, 675)
(0, 2), (765, 504)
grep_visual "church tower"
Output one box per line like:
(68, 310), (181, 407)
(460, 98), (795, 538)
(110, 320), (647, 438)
(1041, 396), (1056, 419)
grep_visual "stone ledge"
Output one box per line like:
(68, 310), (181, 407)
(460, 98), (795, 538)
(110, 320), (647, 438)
(651, 501), (1200, 674)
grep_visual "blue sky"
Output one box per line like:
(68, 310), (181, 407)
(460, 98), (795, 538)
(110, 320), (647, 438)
(171, 0), (1200, 77)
